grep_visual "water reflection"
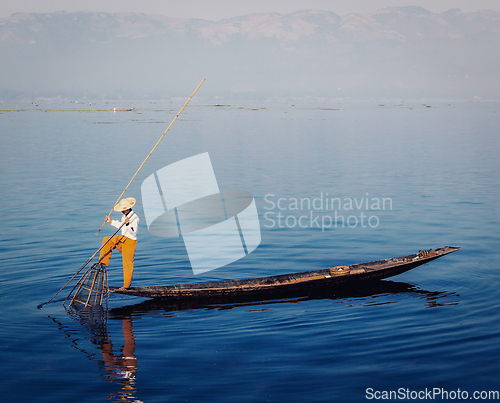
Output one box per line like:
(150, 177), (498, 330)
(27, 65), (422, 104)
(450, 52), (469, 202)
(52, 280), (458, 402)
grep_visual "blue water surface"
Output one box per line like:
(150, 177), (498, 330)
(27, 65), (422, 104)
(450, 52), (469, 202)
(1, 99), (499, 402)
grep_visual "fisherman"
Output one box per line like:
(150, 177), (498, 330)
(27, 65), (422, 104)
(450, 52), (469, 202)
(99, 197), (139, 290)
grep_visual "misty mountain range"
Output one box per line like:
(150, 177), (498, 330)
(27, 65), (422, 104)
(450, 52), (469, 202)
(1, 7), (499, 100)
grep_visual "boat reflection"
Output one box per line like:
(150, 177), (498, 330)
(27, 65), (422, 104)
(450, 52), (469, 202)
(108, 279), (459, 318)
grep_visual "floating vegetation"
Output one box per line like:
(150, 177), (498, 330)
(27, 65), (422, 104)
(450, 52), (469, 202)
(135, 121), (165, 124)
(91, 122), (119, 124)
(45, 109), (114, 112)
(1, 108), (139, 113)
(379, 104), (385, 106)
(196, 104), (231, 107)
(309, 107), (340, 111)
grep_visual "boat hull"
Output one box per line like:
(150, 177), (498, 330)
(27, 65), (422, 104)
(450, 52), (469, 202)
(110, 246), (460, 300)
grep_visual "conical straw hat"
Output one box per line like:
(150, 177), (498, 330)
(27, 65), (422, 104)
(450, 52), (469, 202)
(114, 197), (136, 212)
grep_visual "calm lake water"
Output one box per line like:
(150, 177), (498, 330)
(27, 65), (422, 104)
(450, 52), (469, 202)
(1, 99), (499, 402)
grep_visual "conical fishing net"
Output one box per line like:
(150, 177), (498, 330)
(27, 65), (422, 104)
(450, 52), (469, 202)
(67, 263), (108, 308)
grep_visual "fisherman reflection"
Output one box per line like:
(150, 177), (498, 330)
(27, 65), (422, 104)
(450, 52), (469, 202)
(60, 307), (141, 401)
(98, 315), (139, 401)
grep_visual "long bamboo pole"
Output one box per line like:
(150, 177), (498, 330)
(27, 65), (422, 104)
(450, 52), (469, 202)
(96, 78), (206, 234)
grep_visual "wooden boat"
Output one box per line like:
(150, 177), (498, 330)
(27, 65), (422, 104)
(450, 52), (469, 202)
(109, 246), (460, 300)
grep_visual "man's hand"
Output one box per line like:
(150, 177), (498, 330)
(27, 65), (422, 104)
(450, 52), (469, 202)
(105, 216), (112, 223)
(125, 217), (130, 225)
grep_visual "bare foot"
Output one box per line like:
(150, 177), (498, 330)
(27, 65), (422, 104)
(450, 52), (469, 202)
(118, 286), (129, 291)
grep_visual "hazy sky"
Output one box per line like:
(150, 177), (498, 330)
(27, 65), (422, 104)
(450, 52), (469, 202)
(2, 0), (499, 20)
